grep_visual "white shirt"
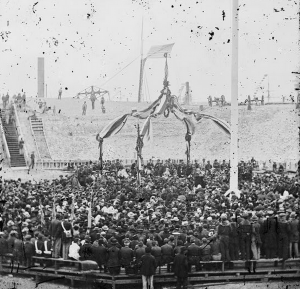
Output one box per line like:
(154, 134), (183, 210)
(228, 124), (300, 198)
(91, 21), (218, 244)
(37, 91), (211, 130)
(68, 242), (80, 260)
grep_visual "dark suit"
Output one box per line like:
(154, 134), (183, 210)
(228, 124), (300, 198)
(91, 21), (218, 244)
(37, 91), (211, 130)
(120, 246), (134, 274)
(173, 253), (189, 289)
(140, 253), (157, 289)
(107, 245), (121, 275)
(187, 243), (201, 271)
(49, 219), (63, 258)
(161, 242), (174, 272)
(91, 245), (108, 272)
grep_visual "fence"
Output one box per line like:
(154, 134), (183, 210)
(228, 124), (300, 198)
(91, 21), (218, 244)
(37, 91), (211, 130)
(35, 158), (298, 172)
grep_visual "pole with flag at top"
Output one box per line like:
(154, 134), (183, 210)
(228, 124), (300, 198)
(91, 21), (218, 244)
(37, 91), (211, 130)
(226, 0), (241, 200)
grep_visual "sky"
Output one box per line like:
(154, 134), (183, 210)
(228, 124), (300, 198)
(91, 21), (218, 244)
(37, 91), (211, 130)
(0, 0), (299, 103)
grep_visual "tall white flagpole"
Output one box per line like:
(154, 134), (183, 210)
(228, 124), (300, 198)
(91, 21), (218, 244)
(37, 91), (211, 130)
(229, 0), (239, 197)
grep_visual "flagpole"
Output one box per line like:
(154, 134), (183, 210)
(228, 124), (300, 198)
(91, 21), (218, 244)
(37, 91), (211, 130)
(228, 0), (239, 197)
(138, 17), (144, 103)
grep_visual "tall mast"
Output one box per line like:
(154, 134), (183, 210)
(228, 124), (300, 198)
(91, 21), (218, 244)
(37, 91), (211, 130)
(138, 17), (144, 103)
(267, 75), (270, 103)
(229, 0), (239, 195)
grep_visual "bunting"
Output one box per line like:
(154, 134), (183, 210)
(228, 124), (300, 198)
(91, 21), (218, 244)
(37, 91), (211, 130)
(99, 113), (130, 139)
(195, 113), (231, 136)
(140, 116), (153, 144)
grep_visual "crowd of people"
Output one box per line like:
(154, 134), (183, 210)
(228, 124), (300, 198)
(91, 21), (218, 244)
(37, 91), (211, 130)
(0, 158), (299, 288)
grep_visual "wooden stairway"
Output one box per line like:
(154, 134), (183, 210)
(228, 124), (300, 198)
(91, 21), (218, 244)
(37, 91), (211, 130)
(0, 109), (27, 167)
(30, 117), (52, 159)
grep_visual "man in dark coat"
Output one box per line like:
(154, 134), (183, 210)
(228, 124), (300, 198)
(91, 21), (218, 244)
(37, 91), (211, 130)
(161, 238), (174, 272)
(91, 239), (108, 272)
(49, 214), (63, 258)
(61, 214), (73, 260)
(107, 238), (121, 275)
(277, 213), (290, 261)
(0, 232), (8, 256)
(173, 247), (189, 289)
(23, 234), (35, 267)
(140, 246), (157, 289)
(120, 239), (134, 274)
(263, 211), (278, 259)
(187, 240), (201, 272)
(79, 236), (93, 261)
(239, 213), (252, 260)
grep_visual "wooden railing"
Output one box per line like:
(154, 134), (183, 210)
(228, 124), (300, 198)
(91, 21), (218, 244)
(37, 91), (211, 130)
(0, 114), (10, 167)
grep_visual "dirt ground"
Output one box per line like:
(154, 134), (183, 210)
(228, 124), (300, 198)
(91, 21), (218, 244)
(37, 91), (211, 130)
(1, 167), (72, 182)
(0, 276), (299, 289)
(17, 98), (298, 164)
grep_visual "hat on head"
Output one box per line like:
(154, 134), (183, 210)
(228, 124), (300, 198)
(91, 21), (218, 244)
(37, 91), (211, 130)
(111, 238), (117, 245)
(221, 213), (227, 220)
(102, 225), (108, 231)
(251, 215), (258, 221)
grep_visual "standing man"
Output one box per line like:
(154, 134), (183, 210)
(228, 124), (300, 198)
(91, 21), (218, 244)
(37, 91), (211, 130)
(239, 212), (252, 261)
(19, 138), (25, 155)
(61, 214), (73, 260)
(263, 210), (278, 259)
(140, 246), (157, 289)
(49, 214), (63, 258)
(173, 247), (189, 289)
(58, 87), (62, 100)
(107, 238), (121, 275)
(28, 151), (35, 174)
(90, 92), (96, 110)
(82, 101), (87, 115)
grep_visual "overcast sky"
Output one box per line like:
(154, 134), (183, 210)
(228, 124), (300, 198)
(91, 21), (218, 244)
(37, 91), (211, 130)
(0, 0), (298, 102)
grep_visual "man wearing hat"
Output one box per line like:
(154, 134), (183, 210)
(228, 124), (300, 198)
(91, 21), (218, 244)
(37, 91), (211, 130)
(262, 210), (278, 259)
(79, 236), (93, 261)
(107, 238), (121, 275)
(23, 234), (35, 267)
(239, 212), (252, 261)
(187, 239), (201, 272)
(277, 212), (290, 261)
(217, 214), (231, 261)
(288, 212), (299, 258)
(173, 247), (189, 289)
(61, 214), (73, 260)
(161, 238), (174, 272)
(120, 238), (134, 274)
(91, 239), (108, 273)
(140, 246), (157, 289)
(250, 215), (261, 260)
(49, 213), (63, 258)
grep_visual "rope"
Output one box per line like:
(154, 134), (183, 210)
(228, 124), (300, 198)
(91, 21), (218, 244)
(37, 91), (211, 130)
(100, 56), (140, 88)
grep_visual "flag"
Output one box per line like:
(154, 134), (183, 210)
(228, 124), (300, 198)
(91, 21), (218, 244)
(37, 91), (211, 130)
(39, 199), (45, 226)
(70, 196), (75, 222)
(87, 199), (92, 228)
(98, 113), (130, 139)
(147, 43), (175, 58)
(140, 116), (153, 144)
(52, 194), (56, 220)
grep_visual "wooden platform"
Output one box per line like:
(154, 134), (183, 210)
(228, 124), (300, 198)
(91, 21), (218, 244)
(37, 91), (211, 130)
(0, 255), (299, 289)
